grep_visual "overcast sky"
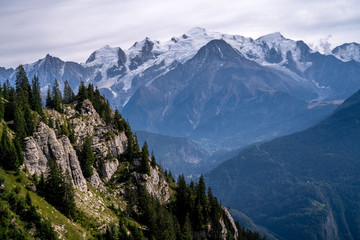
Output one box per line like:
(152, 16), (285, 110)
(1, 0), (359, 68)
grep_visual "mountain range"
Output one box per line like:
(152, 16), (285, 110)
(1, 28), (360, 175)
(205, 88), (360, 240)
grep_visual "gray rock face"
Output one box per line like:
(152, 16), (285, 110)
(23, 100), (129, 192)
(70, 100), (127, 181)
(23, 137), (48, 175)
(132, 165), (171, 203)
(23, 122), (87, 191)
(222, 207), (238, 239)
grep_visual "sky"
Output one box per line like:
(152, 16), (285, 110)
(0, 0), (359, 68)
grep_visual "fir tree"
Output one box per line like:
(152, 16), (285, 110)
(2, 80), (11, 100)
(194, 175), (209, 230)
(23, 103), (34, 136)
(114, 109), (124, 132)
(46, 84), (52, 108)
(0, 127), (20, 171)
(52, 79), (63, 112)
(176, 174), (189, 226)
(102, 100), (112, 124)
(80, 136), (95, 178)
(141, 142), (151, 175)
(182, 216), (193, 240)
(15, 65), (31, 107)
(31, 75), (43, 114)
(63, 80), (75, 104)
(13, 103), (27, 141)
(77, 81), (88, 101)
(0, 88), (4, 119)
(87, 83), (94, 101)
(151, 151), (157, 168)
(40, 159), (77, 219)
(62, 170), (77, 218)
(4, 85), (16, 121)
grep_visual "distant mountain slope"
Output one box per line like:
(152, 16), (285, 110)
(135, 130), (210, 178)
(205, 89), (360, 240)
(1, 27), (360, 159)
(123, 39), (339, 149)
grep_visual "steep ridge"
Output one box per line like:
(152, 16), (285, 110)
(0, 68), (259, 239)
(1, 28), (360, 174)
(205, 89), (360, 240)
(122, 39), (331, 149)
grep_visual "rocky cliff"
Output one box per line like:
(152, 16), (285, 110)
(22, 99), (170, 200)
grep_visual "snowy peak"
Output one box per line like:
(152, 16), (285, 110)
(127, 37), (161, 70)
(332, 43), (360, 62)
(256, 32), (285, 46)
(197, 39), (243, 62)
(184, 27), (207, 38)
(85, 45), (121, 67)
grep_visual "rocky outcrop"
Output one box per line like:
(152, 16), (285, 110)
(23, 137), (48, 175)
(23, 100), (129, 191)
(68, 100), (127, 181)
(23, 122), (87, 191)
(132, 165), (171, 203)
(222, 207), (238, 239)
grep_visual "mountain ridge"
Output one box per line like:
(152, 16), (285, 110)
(1, 28), (360, 175)
(205, 87), (360, 240)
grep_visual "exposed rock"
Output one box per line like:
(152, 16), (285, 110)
(69, 100), (127, 182)
(97, 159), (119, 182)
(88, 167), (105, 190)
(133, 165), (171, 203)
(222, 207), (238, 239)
(70, 100), (104, 146)
(23, 136), (48, 175)
(61, 136), (87, 192)
(23, 122), (87, 191)
(24, 100), (128, 191)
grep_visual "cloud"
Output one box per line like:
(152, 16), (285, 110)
(318, 35), (333, 54)
(0, 0), (359, 68)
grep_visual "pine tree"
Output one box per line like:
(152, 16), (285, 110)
(80, 137), (95, 178)
(40, 160), (77, 219)
(2, 80), (10, 100)
(13, 103), (27, 141)
(151, 151), (157, 168)
(0, 127), (20, 170)
(31, 75), (43, 114)
(4, 86), (16, 121)
(141, 142), (151, 175)
(62, 170), (76, 218)
(114, 109), (124, 132)
(63, 80), (75, 104)
(87, 83), (94, 101)
(176, 174), (189, 226)
(194, 175), (209, 230)
(182, 216), (193, 240)
(23, 103), (34, 136)
(46, 84), (52, 108)
(52, 79), (63, 112)
(0, 87), (4, 119)
(15, 65), (31, 107)
(77, 81), (88, 101)
(208, 187), (222, 239)
(103, 100), (112, 124)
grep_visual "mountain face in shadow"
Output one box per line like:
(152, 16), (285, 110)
(205, 89), (360, 240)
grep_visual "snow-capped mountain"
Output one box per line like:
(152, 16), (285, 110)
(332, 42), (360, 62)
(1, 28), (360, 151)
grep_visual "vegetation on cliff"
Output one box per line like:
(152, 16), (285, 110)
(0, 66), (265, 240)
